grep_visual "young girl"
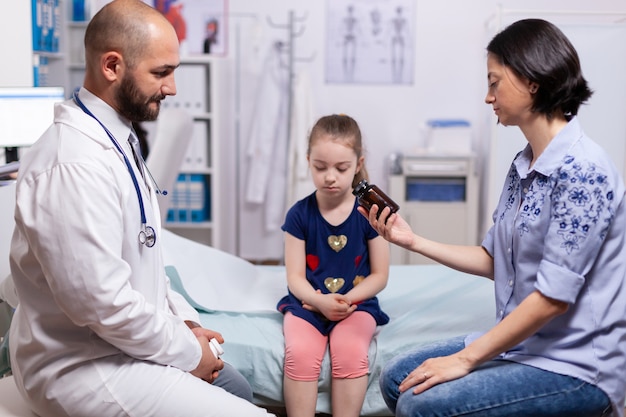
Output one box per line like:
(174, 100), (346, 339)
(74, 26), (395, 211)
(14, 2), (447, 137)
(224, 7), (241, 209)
(276, 114), (390, 417)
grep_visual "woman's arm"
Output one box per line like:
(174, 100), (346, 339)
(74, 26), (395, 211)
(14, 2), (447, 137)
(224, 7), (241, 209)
(359, 205), (494, 279)
(462, 290), (568, 364)
(411, 234), (494, 279)
(403, 290), (568, 394)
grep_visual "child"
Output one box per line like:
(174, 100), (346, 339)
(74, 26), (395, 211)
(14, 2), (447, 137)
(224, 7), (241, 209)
(276, 114), (390, 417)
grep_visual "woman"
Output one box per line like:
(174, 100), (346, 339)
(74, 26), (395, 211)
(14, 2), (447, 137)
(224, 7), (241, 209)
(362, 19), (626, 417)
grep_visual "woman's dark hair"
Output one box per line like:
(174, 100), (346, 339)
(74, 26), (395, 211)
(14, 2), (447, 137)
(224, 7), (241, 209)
(308, 114), (368, 188)
(487, 18), (592, 119)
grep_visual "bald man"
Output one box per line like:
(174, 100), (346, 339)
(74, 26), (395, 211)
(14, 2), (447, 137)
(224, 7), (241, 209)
(8, 1), (275, 416)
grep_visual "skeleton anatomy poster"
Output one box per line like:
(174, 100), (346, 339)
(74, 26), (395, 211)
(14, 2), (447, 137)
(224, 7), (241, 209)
(326, 0), (415, 84)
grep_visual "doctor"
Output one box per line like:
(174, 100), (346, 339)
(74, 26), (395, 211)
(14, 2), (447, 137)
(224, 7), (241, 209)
(9, 1), (275, 416)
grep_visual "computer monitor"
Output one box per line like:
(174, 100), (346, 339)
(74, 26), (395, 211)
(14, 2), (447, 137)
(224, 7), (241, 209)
(0, 86), (65, 162)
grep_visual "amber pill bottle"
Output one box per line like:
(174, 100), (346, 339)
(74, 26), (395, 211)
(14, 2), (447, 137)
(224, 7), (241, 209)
(352, 179), (400, 218)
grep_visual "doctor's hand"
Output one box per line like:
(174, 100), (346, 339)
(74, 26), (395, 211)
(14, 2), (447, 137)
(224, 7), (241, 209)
(187, 323), (225, 345)
(357, 205), (416, 250)
(191, 335), (224, 384)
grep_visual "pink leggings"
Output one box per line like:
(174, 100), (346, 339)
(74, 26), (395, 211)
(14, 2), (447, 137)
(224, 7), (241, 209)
(283, 311), (376, 381)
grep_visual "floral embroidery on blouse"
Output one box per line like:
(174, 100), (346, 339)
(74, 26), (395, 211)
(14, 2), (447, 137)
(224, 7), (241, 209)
(517, 175), (548, 237)
(511, 154), (615, 254)
(499, 169), (519, 221)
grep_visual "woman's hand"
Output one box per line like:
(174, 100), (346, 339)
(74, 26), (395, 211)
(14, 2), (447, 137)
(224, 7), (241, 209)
(400, 353), (473, 395)
(357, 205), (416, 250)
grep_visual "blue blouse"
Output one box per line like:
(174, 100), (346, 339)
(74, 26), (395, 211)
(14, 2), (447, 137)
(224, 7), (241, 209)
(474, 117), (626, 416)
(277, 192), (389, 335)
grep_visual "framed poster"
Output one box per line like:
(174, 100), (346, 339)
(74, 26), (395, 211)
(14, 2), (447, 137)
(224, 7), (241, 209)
(152, 0), (228, 56)
(326, 0), (415, 84)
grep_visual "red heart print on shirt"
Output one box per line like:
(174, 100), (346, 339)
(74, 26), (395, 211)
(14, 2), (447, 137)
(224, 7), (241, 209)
(306, 254), (319, 271)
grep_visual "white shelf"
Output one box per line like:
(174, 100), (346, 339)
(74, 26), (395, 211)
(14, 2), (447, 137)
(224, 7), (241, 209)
(161, 57), (229, 249)
(33, 51), (65, 59)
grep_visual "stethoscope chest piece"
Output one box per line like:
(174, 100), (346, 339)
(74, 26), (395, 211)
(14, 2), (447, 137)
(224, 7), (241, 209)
(139, 225), (156, 248)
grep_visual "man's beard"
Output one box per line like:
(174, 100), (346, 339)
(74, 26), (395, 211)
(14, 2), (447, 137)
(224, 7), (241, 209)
(116, 74), (165, 122)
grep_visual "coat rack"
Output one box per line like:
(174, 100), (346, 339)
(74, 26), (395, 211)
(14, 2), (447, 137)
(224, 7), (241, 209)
(266, 10), (315, 144)
(232, 11), (315, 259)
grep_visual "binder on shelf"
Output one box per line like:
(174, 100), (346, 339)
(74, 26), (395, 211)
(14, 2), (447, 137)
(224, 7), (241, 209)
(164, 65), (208, 116)
(43, 0), (53, 52)
(52, 0), (60, 53)
(191, 121), (209, 170)
(188, 174), (210, 222)
(32, 0), (59, 53)
(33, 55), (40, 87)
(32, 0), (45, 52)
(166, 174), (211, 223)
(179, 121), (208, 172)
(71, 0), (87, 21)
(33, 55), (50, 87)
(180, 127), (198, 172)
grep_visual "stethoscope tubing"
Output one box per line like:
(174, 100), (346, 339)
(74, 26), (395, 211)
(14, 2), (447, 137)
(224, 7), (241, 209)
(73, 90), (155, 247)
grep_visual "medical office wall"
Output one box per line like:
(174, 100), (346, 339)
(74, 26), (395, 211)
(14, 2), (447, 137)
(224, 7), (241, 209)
(0, 2), (38, 166)
(228, 0), (626, 261)
(0, 3), (33, 87)
(3, 1), (626, 261)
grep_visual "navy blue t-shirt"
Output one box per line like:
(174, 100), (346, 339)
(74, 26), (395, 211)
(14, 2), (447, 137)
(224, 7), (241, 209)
(277, 192), (389, 335)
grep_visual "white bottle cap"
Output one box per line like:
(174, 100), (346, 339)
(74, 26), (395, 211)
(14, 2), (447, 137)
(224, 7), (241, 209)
(209, 338), (224, 358)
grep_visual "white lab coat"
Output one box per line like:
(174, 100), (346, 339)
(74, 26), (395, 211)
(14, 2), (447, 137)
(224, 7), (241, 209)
(244, 45), (288, 206)
(285, 71), (316, 210)
(244, 45), (290, 233)
(8, 89), (204, 415)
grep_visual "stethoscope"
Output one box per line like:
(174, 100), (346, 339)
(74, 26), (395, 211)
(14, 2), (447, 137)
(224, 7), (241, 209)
(73, 90), (165, 248)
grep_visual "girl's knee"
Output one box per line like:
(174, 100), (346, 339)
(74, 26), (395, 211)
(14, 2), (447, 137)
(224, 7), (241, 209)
(329, 345), (369, 378)
(283, 313), (327, 380)
(284, 344), (324, 380)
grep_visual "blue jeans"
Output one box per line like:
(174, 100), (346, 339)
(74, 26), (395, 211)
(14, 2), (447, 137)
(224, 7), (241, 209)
(380, 336), (611, 417)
